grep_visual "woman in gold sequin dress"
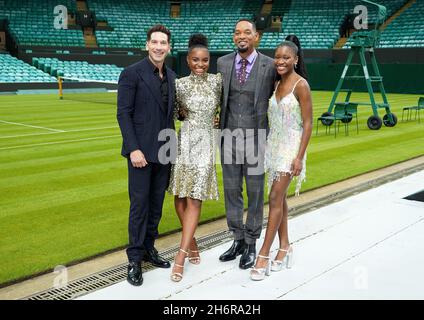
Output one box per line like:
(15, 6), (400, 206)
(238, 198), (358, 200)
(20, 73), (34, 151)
(167, 34), (222, 282)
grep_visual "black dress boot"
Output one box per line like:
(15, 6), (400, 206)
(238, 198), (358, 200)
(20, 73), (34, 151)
(239, 243), (256, 269)
(143, 247), (171, 268)
(127, 261), (143, 286)
(219, 239), (246, 262)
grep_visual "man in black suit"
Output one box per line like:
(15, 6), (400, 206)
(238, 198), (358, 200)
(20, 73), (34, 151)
(117, 24), (176, 286)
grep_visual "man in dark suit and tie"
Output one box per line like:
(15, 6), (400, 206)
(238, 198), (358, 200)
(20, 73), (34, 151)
(117, 24), (176, 286)
(217, 19), (277, 269)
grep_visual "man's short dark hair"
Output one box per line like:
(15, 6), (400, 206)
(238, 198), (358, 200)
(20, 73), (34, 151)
(234, 19), (257, 32)
(147, 24), (171, 43)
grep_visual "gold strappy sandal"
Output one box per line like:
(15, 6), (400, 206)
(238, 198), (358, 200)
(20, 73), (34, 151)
(188, 238), (201, 265)
(171, 248), (189, 282)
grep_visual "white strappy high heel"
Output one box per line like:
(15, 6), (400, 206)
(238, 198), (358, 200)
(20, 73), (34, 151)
(249, 255), (271, 281)
(171, 248), (189, 282)
(271, 246), (294, 272)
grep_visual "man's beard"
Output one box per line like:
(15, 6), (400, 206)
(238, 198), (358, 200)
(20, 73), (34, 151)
(237, 46), (248, 53)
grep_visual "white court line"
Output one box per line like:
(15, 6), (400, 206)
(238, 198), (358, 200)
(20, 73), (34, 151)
(0, 126), (119, 139)
(0, 120), (65, 132)
(0, 134), (121, 151)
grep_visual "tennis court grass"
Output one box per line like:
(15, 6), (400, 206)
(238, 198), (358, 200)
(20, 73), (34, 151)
(1, 91), (423, 285)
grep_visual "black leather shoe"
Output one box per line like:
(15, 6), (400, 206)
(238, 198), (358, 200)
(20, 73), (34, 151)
(143, 247), (171, 268)
(239, 244), (256, 269)
(127, 261), (143, 286)
(219, 239), (246, 262)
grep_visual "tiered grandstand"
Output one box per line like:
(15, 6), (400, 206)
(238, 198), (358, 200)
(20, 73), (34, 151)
(88, 0), (263, 50)
(260, 0), (409, 49)
(0, 0), (422, 92)
(2, 0), (84, 47)
(32, 57), (123, 82)
(378, 0), (424, 48)
(0, 0), (423, 51)
(0, 54), (56, 82)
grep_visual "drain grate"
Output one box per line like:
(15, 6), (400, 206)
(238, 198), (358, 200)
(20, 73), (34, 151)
(25, 230), (234, 300)
(27, 274), (111, 300)
(23, 162), (424, 300)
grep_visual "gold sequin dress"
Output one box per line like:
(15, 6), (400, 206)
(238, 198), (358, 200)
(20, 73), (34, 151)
(167, 72), (222, 201)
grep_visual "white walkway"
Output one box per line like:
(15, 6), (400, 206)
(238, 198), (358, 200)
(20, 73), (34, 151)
(78, 170), (424, 300)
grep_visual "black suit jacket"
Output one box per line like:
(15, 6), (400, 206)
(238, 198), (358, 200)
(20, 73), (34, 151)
(117, 57), (176, 163)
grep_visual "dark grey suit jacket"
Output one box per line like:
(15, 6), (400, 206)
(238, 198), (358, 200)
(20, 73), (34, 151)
(217, 51), (277, 131)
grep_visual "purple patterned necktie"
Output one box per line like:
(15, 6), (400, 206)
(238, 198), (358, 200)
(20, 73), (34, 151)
(238, 58), (248, 85)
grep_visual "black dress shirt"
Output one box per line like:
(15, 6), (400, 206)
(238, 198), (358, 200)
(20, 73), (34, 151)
(147, 58), (168, 110)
